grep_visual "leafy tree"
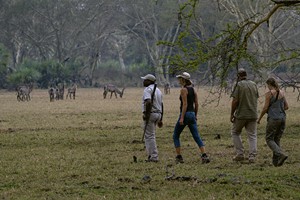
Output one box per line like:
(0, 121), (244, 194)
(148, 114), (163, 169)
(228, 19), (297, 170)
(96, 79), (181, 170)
(0, 43), (10, 88)
(117, 0), (182, 85)
(7, 67), (40, 86)
(168, 0), (300, 84)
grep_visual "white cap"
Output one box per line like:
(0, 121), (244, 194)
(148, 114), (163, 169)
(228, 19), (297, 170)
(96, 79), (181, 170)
(176, 72), (191, 80)
(141, 74), (156, 82)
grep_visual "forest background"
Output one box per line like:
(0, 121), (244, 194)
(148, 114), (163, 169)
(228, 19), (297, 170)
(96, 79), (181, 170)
(0, 0), (300, 90)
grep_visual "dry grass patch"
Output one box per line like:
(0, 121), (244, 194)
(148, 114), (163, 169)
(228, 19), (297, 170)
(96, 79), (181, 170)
(0, 87), (299, 199)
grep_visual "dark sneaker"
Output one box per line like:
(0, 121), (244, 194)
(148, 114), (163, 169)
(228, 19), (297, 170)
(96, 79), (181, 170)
(277, 154), (288, 166)
(233, 155), (244, 162)
(175, 155), (184, 164)
(201, 153), (210, 164)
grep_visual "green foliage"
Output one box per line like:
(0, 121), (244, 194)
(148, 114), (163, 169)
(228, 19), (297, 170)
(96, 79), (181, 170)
(7, 59), (80, 88)
(7, 66), (41, 85)
(167, 1), (267, 86)
(99, 60), (120, 70)
(0, 43), (10, 88)
(0, 43), (9, 71)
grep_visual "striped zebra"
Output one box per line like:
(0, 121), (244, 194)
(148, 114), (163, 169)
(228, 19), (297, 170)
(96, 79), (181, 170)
(103, 84), (125, 99)
(55, 84), (64, 100)
(48, 87), (55, 102)
(16, 84), (33, 102)
(66, 84), (77, 99)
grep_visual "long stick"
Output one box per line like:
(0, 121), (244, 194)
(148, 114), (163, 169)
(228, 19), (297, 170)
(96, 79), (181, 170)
(142, 120), (149, 142)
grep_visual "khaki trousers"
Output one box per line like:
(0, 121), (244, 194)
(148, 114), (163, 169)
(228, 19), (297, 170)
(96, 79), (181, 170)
(144, 113), (161, 161)
(231, 119), (257, 157)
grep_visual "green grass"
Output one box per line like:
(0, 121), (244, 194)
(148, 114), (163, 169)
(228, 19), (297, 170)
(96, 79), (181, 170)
(0, 87), (299, 200)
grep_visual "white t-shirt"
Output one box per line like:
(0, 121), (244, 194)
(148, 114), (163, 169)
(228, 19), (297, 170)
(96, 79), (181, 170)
(142, 84), (163, 113)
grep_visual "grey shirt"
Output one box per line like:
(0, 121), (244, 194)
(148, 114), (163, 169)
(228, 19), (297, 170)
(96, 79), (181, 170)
(268, 96), (286, 120)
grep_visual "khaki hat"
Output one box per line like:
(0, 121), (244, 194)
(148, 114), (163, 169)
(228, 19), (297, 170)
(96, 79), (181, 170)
(176, 72), (191, 80)
(141, 74), (156, 82)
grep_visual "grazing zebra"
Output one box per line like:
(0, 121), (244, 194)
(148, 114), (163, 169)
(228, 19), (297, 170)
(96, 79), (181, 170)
(66, 84), (77, 99)
(103, 84), (125, 99)
(16, 84), (33, 102)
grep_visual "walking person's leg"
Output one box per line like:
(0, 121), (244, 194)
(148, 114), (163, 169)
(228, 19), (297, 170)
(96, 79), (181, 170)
(245, 119), (257, 162)
(274, 119), (288, 166)
(173, 115), (186, 163)
(266, 119), (286, 166)
(186, 112), (210, 163)
(144, 113), (160, 162)
(231, 119), (246, 160)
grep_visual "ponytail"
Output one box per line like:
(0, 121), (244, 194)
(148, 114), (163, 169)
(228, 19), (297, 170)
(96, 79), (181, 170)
(266, 77), (280, 100)
(266, 77), (280, 91)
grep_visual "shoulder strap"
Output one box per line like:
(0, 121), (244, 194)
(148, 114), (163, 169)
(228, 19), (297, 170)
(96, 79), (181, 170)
(151, 84), (157, 104)
(275, 90), (279, 101)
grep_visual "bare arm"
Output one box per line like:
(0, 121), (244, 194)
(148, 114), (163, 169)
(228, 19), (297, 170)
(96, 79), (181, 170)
(179, 88), (188, 125)
(157, 103), (164, 128)
(257, 92), (271, 124)
(230, 98), (239, 123)
(194, 88), (199, 119)
(143, 99), (152, 121)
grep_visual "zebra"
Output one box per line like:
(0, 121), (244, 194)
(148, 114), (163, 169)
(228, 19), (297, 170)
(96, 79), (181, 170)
(66, 84), (77, 99)
(164, 82), (170, 95)
(48, 87), (55, 102)
(103, 84), (125, 99)
(55, 84), (64, 100)
(16, 84), (33, 102)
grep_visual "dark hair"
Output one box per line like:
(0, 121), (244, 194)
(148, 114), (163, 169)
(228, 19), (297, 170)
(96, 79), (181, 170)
(266, 77), (279, 91)
(238, 69), (247, 77)
(182, 78), (192, 86)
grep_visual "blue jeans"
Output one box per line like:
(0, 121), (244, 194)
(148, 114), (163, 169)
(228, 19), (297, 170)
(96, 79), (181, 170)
(173, 112), (205, 148)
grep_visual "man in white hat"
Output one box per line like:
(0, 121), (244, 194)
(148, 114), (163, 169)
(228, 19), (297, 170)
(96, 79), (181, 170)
(141, 74), (163, 162)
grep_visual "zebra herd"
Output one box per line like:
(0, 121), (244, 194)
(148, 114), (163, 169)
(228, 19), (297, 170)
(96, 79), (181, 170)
(16, 83), (126, 102)
(48, 84), (65, 102)
(48, 84), (77, 102)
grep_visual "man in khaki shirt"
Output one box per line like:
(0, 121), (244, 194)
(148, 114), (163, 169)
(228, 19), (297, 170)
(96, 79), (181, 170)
(230, 68), (259, 163)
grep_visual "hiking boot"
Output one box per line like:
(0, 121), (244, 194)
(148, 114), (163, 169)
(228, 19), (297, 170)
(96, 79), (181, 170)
(175, 155), (184, 164)
(277, 153), (288, 166)
(272, 154), (279, 167)
(233, 155), (244, 162)
(248, 155), (255, 163)
(201, 153), (210, 164)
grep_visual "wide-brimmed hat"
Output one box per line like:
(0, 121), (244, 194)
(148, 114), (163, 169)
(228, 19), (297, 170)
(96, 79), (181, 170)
(141, 74), (156, 82)
(176, 72), (191, 80)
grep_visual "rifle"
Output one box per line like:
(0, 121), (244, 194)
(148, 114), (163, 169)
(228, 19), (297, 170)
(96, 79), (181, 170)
(142, 83), (157, 142)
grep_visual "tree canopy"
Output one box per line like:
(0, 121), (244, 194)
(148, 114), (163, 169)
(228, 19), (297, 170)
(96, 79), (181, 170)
(0, 0), (299, 89)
